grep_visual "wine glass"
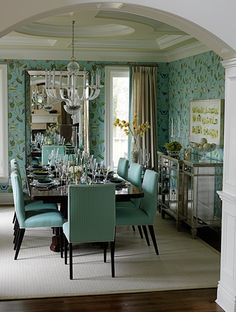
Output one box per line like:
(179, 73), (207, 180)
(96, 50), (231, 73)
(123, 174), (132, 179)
(104, 166), (111, 183)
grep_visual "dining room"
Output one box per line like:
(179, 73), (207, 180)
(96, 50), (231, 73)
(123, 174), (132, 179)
(1, 1), (236, 311)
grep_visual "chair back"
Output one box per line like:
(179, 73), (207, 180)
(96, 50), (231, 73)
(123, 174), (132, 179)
(10, 158), (25, 187)
(41, 145), (65, 165)
(127, 162), (142, 187)
(68, 184), (116, 243)
(117, 158), (129, 180)
(11, 171), (26, 227)
(10, 159), (19, 172)
(140, 169), (158, 222)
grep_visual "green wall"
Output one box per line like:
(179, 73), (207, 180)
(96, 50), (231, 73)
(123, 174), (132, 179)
(0, 51), (225, 192)
(168, 51), (225, 159)
(0, 59), (166, 192)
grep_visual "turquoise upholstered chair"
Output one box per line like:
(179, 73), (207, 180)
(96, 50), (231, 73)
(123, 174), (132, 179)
(11, 171), (63, 260)
(116, 169), (159, 255)
(127, 162), (142, 187)
(63, 184), (116, 280)
(117, 157), (129, 180)
(41, 145), (65, 165)
(10, 159), (57, 221)
(123, 162), (143, 231)
(10, 158), (57, 209)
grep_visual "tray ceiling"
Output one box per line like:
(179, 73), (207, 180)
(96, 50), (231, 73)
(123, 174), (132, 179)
(0, 4), (209, 62)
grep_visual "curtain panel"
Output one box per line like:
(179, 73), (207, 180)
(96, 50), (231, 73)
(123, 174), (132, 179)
(130, 66), (158, 169)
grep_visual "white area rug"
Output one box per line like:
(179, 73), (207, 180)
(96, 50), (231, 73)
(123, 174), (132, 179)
(0, 207), (220, 300)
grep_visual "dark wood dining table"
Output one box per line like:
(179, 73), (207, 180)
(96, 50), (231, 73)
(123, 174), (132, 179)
(28, 180), (144, 252)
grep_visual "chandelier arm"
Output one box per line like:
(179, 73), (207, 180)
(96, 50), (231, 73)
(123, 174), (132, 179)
(85, 86), (95, 100)
(74, 88), (85, 102)
(88, 89), (101, 101)
(63, 104), (80, 115)
(59, 88), (68, 101)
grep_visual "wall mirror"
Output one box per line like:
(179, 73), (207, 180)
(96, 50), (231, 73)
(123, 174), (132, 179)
(27, 70), (89, 152)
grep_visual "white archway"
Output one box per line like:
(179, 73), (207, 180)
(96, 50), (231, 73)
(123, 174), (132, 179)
(0, 0), (236, 60)
(1, 1), (236, 311)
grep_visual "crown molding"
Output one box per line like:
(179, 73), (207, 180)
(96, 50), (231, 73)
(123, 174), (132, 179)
(0, 41), (210, 63)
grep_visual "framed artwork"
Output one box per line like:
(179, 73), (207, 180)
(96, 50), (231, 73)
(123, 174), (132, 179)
(189, 99), (224, 145)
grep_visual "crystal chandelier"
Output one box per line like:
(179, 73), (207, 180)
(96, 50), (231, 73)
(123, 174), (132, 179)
(45, 20), (102, 115)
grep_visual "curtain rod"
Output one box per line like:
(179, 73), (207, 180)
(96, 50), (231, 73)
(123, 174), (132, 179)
(103, 62), (158, 67)
(127, 63), (158, 67)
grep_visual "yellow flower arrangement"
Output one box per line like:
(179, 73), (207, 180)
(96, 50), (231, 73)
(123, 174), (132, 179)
(114, 114), (150, 162)
(113, 114), (150, 141)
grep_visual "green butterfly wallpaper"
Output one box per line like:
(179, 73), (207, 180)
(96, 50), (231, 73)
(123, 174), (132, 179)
(0, 51), (224, 192)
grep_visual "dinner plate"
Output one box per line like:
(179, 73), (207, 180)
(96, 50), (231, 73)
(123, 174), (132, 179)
(32, 170), (49, 180)
(31, 178), (55, 188)
(37, 178), (52, 184)
(109, 177), (124, 183)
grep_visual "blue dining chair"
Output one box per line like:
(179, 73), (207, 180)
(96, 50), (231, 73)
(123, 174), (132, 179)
(63, 184), (116, 280)
(41, 145), (65, 165)
(10, 159), (58, 231)
(117, 157), (129, 180)
(11, 171), (64, 260)
(124, 162), (144, 237)
(127, 162), (143, 188)
(116, 169), (159, 255)
(10, 159), (57, 211)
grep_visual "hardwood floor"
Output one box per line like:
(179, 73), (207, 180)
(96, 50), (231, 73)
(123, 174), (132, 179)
(0, 289), (224, 312)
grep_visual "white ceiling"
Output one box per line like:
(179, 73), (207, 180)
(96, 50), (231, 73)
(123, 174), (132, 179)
(0, 3), (209, 62)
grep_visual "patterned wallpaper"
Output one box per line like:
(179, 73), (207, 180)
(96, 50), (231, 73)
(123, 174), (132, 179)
(156, 62), (169, 152)
(168, 51), (225, 159)
(0, 51), (225, 192)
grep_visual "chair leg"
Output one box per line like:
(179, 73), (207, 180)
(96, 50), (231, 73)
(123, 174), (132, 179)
(142, 225), (150, 246)
(69, 242), (73, 280)
(110, 241), (115, 278)
(64, 235), (68, 265)
(148, 225), (159, 255)
(104, 242), (108, 263)
(12, 211), (16, 224)
(14, 228), (20, 250)
(14, 228), (25, 260)
(60, 228), (63, 258)
(13, 218), (19, 245)
(137, 225), (143, 238)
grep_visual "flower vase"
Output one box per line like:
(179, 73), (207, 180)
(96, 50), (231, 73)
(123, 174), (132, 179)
(167, 150), (180, 159)
(131, 139), (140, 163)
(75, 172), (81, 184)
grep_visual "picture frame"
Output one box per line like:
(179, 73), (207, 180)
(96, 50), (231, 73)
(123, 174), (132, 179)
(189, 99), (224, 145)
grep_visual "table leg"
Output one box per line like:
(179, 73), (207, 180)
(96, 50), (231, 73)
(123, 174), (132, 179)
(50, 200), (67, 252)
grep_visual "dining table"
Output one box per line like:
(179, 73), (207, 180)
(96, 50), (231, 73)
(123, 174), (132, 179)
(27, 175), (144, 252)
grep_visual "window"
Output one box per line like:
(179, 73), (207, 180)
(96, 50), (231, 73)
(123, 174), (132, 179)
(0, 64), (8, 183)
(105, 67), (129, 169)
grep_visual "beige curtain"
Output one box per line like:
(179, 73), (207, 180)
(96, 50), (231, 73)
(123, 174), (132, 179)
(130, 66), (157, 169)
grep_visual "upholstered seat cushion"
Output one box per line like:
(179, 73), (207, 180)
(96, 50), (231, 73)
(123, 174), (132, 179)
(25, 201), (57, 211)
(116, 201), (136, 209)
(63, 221), (69, 240)
(116, 207), (150, 225)
(23, 211), (63, 228)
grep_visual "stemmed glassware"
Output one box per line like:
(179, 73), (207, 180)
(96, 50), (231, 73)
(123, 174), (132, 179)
(90, 157), (97, 183)
(104, 166), (111, 183)
(141, 148), (150, 169)
(35, 132), (44, 149)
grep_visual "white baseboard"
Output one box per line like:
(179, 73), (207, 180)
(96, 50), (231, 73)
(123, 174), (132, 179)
(216, 281), (236, 312)
(0, 193), (14, 206)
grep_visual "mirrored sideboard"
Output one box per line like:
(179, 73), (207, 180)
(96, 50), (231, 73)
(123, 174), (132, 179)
(157, 151), (223, 238)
